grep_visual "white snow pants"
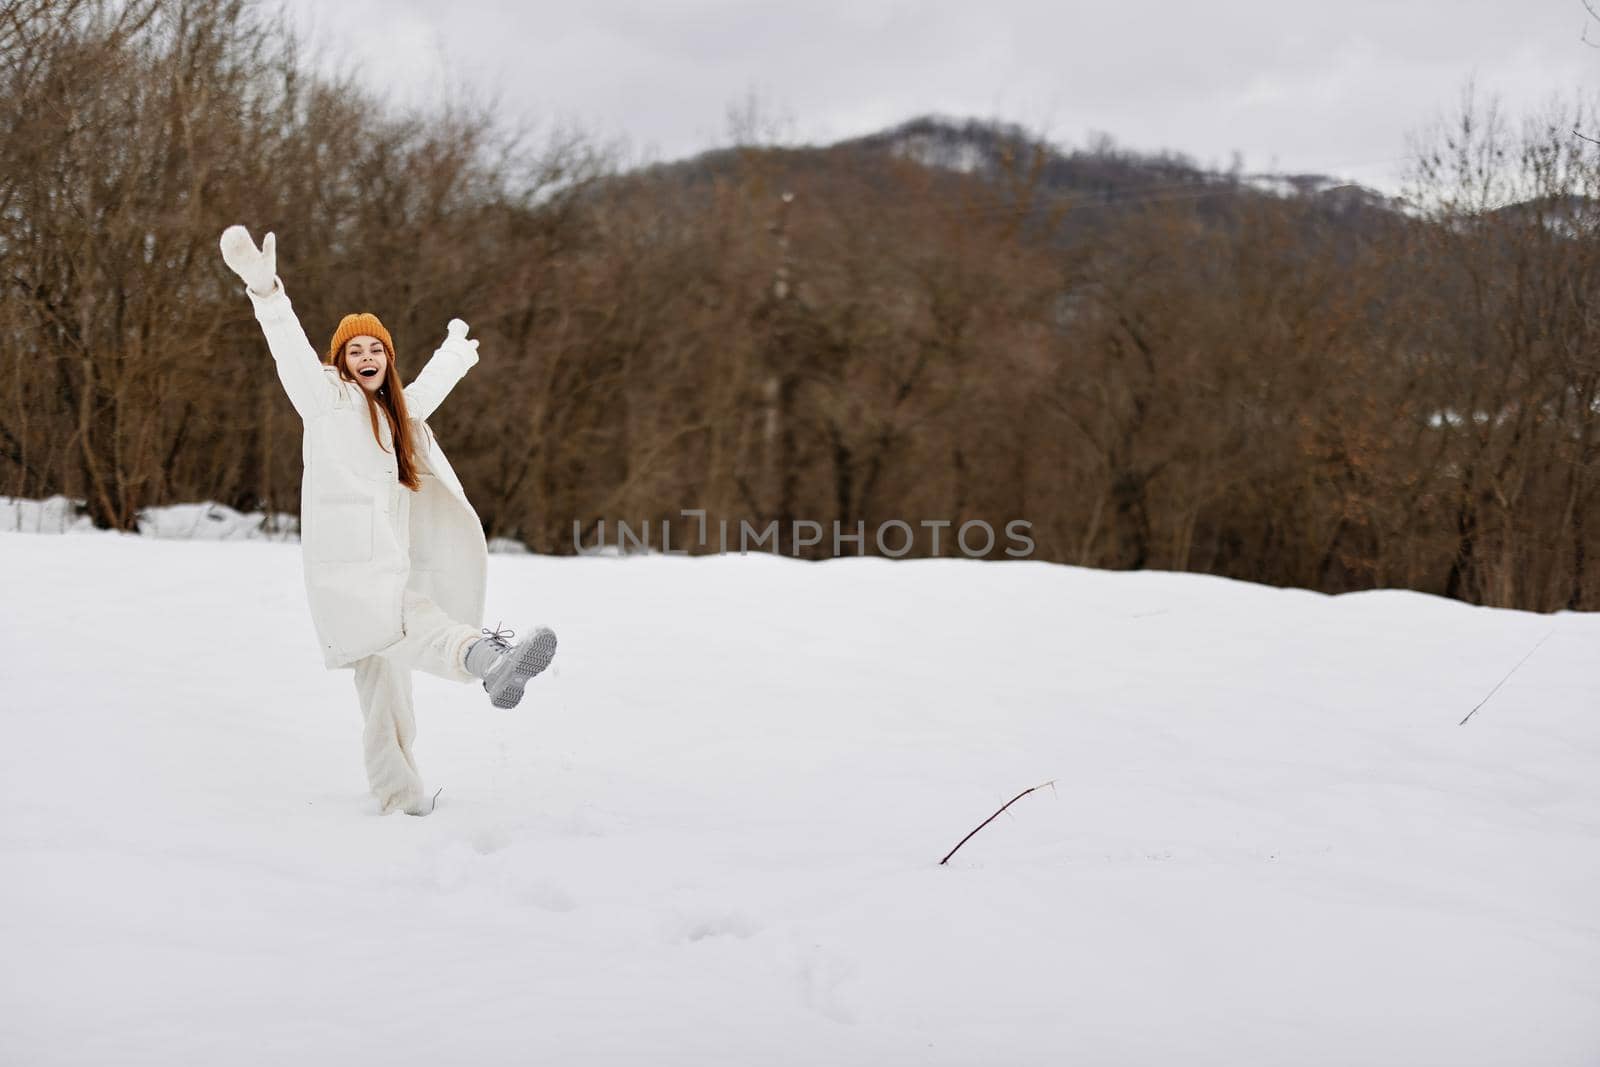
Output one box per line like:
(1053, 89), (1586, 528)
(351, 589), (481, 815)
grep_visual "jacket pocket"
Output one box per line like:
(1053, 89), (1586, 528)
(308, 493), (374, 563)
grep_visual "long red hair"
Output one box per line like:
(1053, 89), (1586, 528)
(325, 340), (423, 492)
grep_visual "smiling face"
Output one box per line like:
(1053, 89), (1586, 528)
(341, 334), (389, 394)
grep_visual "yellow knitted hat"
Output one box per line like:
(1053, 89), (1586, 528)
(326, 312), (396, 366)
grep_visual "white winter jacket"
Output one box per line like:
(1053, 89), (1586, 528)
(246, 278), (488, 669)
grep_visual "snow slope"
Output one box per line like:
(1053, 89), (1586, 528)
(0, 495), (298, 542)
(2, 528), (1597, 1065)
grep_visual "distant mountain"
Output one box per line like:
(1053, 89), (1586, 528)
(622, 115), (1406, 237)
(616, 115), (1600, 249)
(1484, 192), (1600, 237)
(844, 116), (1410, 218)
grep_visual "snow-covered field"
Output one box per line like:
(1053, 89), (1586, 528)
(2, 522), (1597, 1065)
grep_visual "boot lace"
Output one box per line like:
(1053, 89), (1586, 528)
(481, 622), (515, 650)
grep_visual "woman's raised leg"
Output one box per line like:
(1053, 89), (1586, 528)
(383, 588), (482, 683)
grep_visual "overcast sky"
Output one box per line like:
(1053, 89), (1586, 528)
(280, 0), (1600, 192)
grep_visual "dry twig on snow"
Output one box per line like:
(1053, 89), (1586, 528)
(1458, 630), (1555, 725)
(939, 780), (1056, 865)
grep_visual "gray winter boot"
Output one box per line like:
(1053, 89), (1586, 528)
(464, 624), (558, 710)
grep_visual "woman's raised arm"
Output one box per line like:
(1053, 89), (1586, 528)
(404, 318), (481, 421)
(219, 226), (333, 421)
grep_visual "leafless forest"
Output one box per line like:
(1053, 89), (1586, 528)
(5, 0), (1599, 610)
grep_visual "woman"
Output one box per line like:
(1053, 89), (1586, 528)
(219, 225), (557, 816)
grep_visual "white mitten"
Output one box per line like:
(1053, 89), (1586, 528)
(219, 225), (278, 295)
(444, 318), (481, 357)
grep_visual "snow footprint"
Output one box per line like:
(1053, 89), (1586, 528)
(515, 880), (579, 913)
(471, 827), (511, 855)
(429, 837), (579, 912)
(783, 940), (858, 1025)
(661, 908), (763, 944)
